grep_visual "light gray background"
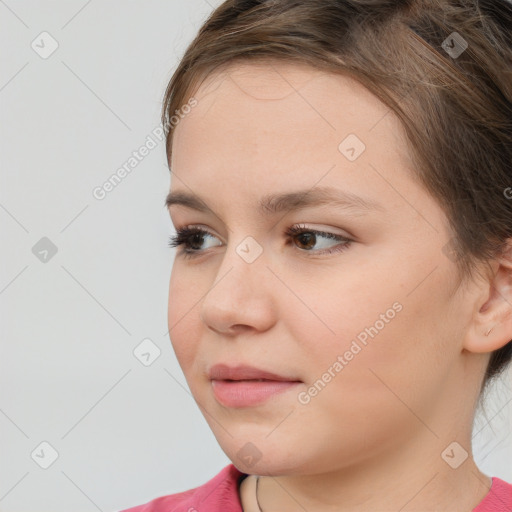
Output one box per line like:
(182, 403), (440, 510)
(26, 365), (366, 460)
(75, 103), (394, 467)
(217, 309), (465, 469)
(1, 1), (511, 511)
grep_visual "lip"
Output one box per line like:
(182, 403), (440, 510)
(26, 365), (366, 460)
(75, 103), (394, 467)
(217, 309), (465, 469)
(211, 380), (301, 407)
(208, 363), (300, 382)
(208, 363), (302, 408)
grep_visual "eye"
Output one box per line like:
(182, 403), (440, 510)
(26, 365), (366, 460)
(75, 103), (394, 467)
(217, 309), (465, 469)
(284, 224), (352, 256)
(168, 226), (222, 259)
(168, 224), (353, 259)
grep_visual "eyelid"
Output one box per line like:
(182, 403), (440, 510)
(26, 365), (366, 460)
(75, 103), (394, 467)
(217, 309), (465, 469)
(291, 223), (354, 239)
(171, 221), (354, 241)
(171, 216), (224, 236)
(178, 223), (223, 241)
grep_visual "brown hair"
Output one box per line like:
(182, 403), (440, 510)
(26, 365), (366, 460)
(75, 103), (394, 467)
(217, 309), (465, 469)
(161, 0), (512, 397)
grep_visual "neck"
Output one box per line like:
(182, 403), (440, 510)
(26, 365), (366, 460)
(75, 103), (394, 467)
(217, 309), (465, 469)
(251, 430), (491, 512)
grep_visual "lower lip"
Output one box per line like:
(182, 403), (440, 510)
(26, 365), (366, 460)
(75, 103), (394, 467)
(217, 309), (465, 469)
(211, 380), (301, 407)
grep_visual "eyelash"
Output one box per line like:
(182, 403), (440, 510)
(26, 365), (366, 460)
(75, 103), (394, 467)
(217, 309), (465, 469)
(167, 224), (352, 260)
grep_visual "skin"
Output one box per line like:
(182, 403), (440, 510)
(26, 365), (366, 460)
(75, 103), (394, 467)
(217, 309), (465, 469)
(166, 60), (512, 512)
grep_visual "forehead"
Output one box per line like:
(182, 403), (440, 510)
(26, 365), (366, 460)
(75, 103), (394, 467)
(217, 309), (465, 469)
(173, 60), (407, 157)
(194, 60), (328, 102)
(183, 60), (394, 126)
(169, 60), (423, 220)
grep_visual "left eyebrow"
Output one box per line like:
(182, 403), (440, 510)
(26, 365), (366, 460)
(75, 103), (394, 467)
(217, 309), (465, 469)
(165, 186), (386, 217)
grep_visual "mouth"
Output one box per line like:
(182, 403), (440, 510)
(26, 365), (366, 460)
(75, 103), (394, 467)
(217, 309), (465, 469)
(210, 378), (301, 408)
(207, 363), (302, 407)
(208, 363), (301, 382)
(220, 378), (298, 382)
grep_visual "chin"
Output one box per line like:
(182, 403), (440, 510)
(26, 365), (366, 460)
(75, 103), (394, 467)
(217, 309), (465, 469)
(219, 439), (310, 476)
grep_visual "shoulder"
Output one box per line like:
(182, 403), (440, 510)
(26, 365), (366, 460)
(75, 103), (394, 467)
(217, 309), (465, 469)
(473, 476), (512, 512)
(118, 464), (249, 512)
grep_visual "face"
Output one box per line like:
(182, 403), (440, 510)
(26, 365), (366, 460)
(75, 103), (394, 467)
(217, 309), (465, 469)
(166, 61), (485, 476)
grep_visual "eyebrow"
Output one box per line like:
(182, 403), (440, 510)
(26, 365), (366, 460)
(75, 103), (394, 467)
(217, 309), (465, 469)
(165, 186), (385, 217)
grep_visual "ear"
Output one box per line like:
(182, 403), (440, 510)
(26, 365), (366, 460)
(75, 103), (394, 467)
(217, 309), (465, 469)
(464, 239), (512, 354)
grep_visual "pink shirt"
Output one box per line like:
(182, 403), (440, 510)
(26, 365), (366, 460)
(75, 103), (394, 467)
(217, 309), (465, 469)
(119, 464), (512, 512)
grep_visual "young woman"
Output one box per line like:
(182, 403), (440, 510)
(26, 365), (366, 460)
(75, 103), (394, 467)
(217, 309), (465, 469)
(121, 0), (512, 510)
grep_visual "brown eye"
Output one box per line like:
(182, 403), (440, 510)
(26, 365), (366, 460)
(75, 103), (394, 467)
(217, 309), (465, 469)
(168, 226), (222, 259)
(285, 225), (353, 256)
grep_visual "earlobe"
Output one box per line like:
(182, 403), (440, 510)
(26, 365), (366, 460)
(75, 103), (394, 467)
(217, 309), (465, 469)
(464, 319), (511, 355)
(463, 240), (512, 354)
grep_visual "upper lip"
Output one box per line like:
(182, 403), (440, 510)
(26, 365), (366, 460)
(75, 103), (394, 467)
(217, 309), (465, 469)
(208, 363), (301, 382)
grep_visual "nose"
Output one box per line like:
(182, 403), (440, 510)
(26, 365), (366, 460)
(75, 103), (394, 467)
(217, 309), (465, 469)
(199, 238), (278, 336)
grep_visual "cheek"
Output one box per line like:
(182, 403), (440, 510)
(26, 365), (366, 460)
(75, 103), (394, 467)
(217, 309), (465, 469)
(290, 264), (450, 399)
(168, 266), (200, 371)
(289, 298), (441, 452)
